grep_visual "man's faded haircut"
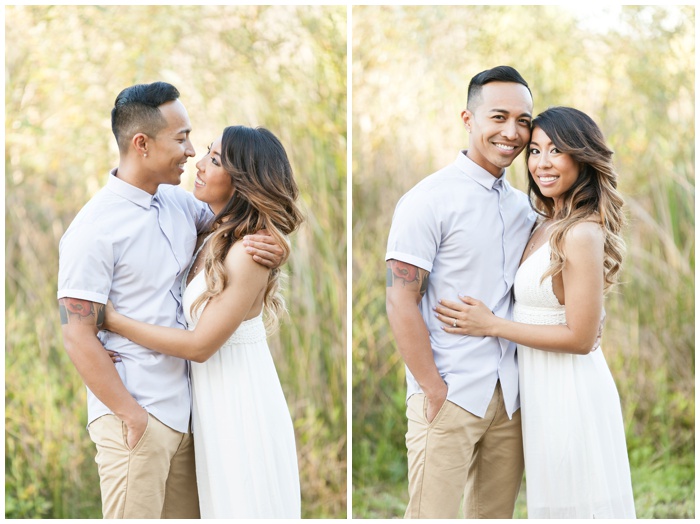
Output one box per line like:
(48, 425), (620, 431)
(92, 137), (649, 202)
(466, 66), (532, 112)
(111, 82), (180, 153)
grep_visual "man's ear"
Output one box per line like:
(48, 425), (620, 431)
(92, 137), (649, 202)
(132, 133), (149, 157)
(461, 109), (473, 132)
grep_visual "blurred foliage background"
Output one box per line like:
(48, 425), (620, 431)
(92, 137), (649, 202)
(352, 5), (694, 519)
(5, 5), (346, 519)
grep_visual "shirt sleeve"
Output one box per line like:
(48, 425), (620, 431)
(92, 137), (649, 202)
(186, 192), (214, 233)
(57, 218), (114, 304)
(385, 188), (439, 273)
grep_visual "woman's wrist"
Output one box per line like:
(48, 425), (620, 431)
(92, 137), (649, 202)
(109, 312), (125, 334)
(488, 314), (505, 338)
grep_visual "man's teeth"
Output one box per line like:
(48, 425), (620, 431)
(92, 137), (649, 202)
(495, 143), (515, 151)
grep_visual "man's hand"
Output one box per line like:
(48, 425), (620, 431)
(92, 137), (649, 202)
(425, 382), (448, 424)
(123, 406), (149, 449)
(243, 230), (286, 269)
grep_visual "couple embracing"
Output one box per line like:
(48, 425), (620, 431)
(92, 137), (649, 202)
(58, 82), (302, 518)
(386, 66), (636, 519)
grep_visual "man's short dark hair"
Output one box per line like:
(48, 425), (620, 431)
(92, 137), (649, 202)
(467, 66), (532, 111)
(111, 82), (180, 153)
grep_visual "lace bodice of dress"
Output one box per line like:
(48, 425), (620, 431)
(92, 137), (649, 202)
(513, 242), (567, 326)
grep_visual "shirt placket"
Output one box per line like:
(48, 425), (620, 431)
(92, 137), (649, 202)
(151, 195), (188, 329)
(493, 179), (509, 293)
(493, 179), (513, 362)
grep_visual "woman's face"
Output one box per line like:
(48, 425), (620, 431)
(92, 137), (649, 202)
(528, 126), (580, 209)
(194, 136), (234, 214)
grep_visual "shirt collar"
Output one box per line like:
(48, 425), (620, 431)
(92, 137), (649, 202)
(106, 168), (158, 209)
(455, 150), (509, 191)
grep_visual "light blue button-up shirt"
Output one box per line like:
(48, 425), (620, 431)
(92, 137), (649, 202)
(58, 170), (212, 432)
(386, 151), (535, 418)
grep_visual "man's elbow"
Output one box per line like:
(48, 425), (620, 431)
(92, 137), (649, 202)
(386, 296), (395, 317)
(60, 328), (90, 359)
(386, 290), (410, 316)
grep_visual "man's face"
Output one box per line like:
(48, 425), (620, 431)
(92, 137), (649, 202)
(146, 99), (195, 187)
(462, 82), (533, 177)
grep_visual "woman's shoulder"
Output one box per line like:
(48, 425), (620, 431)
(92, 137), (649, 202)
(223, 239), (270, 277)
(562, 217), (605, 252)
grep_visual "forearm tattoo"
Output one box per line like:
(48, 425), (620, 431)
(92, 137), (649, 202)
(386, 260), (429, 297)
(59, 298), (105, 328)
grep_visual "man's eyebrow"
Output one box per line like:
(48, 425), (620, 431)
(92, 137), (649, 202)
(177, 127), (192, 135)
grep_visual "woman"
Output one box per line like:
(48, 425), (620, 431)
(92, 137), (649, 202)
(104, 125), (304, 518)
(434, 107), (635, 518)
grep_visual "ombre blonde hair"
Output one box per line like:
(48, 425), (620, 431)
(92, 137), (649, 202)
(526, 107), (626, 293)
(191, 126), (304, 328)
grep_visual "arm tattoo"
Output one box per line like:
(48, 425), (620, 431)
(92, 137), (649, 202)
(386, 260), (429, 297)
(59, 298), (105, 328)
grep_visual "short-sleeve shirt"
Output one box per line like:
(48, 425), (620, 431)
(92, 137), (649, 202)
(386, 151), (535, 418)
(57, 170), (212, 432)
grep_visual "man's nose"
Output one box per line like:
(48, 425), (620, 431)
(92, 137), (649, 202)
(501, 120), (518, 140)
(185, 139), (196, 157)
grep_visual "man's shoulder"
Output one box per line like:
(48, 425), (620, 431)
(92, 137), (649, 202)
(157, 183), (194, 202)
(401, 163), (466, 200)
(66, 187), (117, 230)
(505, 183), (534, 211)
(507, 182), (529, 199)
(157, 184), (207, 212)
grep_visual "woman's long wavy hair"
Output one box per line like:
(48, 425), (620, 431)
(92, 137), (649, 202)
(526, 107), (626, 293)
(191, 126), (304, 328)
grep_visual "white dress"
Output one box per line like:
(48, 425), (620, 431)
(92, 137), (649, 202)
(182, 238), (301, 518)
(514, 242), (636, 519)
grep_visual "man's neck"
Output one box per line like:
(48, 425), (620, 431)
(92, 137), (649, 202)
(464, 149), (505, 179)
(115, 162), (157, 195)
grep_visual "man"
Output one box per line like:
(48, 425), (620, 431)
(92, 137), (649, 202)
(57, 82), (281, 518)
(385, 66), (536, 518)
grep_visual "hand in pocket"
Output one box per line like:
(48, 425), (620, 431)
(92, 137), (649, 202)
(425, 386), (448, 424)
(124, 408), (149, 450)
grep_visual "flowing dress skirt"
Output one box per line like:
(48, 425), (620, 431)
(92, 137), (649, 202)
(185, 272), (300, 518)
(514, 243), (635, 518)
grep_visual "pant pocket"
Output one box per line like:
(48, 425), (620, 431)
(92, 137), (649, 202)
(423, 396), (451, 428)
(121, 413), (150, 452)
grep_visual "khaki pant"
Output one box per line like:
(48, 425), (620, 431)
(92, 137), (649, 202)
(87, 413), (200, 519)
(405, 383), (524, 519)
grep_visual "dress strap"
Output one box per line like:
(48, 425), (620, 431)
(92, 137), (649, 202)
(191, 232), (216, 262)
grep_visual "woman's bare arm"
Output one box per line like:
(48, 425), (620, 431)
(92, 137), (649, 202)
(435, 222), (605, 355)
(105, 241), (269, 362)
